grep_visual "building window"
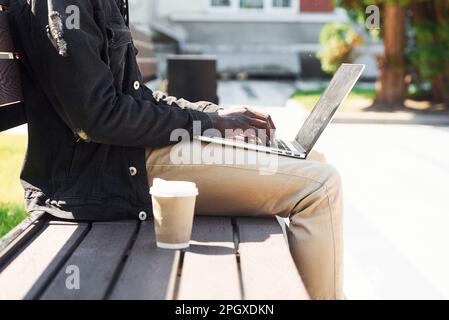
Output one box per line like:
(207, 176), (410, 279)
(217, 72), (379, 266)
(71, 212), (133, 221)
(240, 0), (264, 9)
(209, 0), (236, 11)
(272, 0), (292, 8)
(211, 0), (232, 7)
(208, 0), (303, 13)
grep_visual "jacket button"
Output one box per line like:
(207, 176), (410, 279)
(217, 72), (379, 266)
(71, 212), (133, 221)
(139, 211), (148, 221)
(133, 81), (140, 90)
(129, 166), (137, 176)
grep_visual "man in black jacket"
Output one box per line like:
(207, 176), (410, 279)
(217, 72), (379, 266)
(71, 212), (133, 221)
(8, 0), (343, 299)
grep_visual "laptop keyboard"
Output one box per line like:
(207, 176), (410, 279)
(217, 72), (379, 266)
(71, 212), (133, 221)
(275, 139), (291, 151)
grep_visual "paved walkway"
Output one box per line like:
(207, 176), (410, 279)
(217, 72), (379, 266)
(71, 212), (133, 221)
(218, 80), (296, 108)
(318, 124), (449, 299)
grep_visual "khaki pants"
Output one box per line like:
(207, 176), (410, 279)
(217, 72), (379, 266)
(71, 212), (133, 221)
(146, 142), (343, 300)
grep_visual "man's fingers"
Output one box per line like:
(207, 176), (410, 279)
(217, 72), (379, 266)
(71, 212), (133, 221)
(247, 110), (276, 136)
(264, 115), (276, 145)
(245, 108), (266, 120)
(245, 108), (274, 124)
(249, 118), (269, 130)
(248, 119), (271, 145)
(251, 118), (277, 144)
(267, 115), (276, 130)
(234, 130), (261, 145)
(219, 109), (275, 146)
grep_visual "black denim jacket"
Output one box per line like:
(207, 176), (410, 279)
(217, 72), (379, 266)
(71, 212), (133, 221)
(8, 0), (218, 220)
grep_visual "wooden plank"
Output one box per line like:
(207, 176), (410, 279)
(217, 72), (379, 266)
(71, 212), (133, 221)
(0, 222), (88, 300)
(177, 217), (241, 300)
(40, 222), (137, 300)
(108, 220), (180, 300)
(236, 217), (310, 300)
(0, 212), (47, 268)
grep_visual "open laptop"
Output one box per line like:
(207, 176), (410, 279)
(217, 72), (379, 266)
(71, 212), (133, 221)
(197, 63), (365, 159)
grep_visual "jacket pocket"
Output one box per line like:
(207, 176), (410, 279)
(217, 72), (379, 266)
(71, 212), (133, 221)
(107, 24), (132, 48)
(106, 19), (132, 90)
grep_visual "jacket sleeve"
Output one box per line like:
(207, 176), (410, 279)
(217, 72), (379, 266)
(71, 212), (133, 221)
(17, 0), (212, 148)
(151, 90), (223, 113)
(140, 84), (222, 113)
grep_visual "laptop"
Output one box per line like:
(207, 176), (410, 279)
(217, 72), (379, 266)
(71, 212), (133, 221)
(197, 63), (365, 159)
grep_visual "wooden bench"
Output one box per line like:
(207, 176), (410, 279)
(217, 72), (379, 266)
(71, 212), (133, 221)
(0, 213), (309, 300)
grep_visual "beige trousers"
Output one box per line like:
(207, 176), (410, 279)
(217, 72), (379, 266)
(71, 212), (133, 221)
(146, 142), (343, 300)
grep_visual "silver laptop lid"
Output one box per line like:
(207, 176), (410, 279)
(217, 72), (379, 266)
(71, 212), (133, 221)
(295, 63), (365, 154)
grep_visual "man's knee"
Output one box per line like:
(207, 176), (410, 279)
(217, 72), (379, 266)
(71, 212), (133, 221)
(322, 164), (342, 189)
(307, 150), (327, 163)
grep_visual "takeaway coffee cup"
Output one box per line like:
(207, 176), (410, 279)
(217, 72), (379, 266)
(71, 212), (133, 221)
(150, 178), (198, 249)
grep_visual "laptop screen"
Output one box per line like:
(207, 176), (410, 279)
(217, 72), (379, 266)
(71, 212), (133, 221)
(294, 64), (365, 154)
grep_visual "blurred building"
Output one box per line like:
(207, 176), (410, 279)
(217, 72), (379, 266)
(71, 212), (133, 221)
(126, 0), (156, 81)
(130, 26), (158, 81)
(129, 0), (380, 79)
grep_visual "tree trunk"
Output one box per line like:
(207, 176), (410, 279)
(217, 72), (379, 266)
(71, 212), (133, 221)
(432, 0), (449, 106)
(431, 76), (449, 103)
(372, 2), (406, 110)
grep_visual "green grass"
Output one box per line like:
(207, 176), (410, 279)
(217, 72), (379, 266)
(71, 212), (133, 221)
(0, 203), (28, 238)
(291, 87), (376, 111)
(0, 134), (28, 238)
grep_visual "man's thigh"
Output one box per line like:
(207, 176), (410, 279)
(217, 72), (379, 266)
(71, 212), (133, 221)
(146, 142), (329, 218)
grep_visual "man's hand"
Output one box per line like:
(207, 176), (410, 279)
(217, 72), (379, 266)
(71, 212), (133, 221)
(208, 107), (276, 146)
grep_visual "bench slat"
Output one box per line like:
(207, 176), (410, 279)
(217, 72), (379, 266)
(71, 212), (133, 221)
(177, 217), (241, 300)
(40, 222), (137, 300)
(0, 222), (88, 300)
(109, 221), (179, 300)
(237, 217), (310, 300)
(0, 212), (47, 268)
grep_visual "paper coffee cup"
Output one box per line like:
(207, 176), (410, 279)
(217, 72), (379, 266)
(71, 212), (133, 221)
(150, 178), (198, 249)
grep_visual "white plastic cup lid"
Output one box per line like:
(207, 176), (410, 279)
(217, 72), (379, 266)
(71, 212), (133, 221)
(150, 178), (199, 197)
